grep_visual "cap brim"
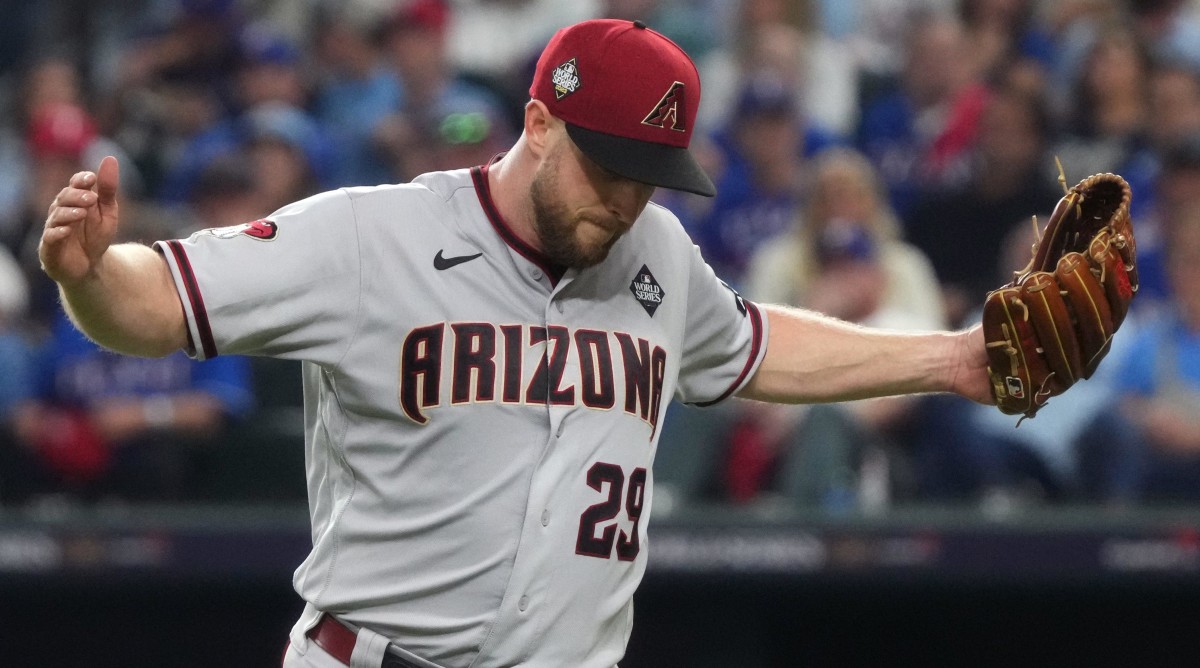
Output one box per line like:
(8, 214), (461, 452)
(566, 123), (716, 197)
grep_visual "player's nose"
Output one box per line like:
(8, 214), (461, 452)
(605, 179), (654, 226)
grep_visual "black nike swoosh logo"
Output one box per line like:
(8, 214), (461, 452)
(434, 250), (484, 270)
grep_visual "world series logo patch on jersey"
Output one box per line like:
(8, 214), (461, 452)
(551, 58), (582, 100)
(629, 265), (664, 317)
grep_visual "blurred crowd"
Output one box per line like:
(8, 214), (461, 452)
(2, 0), (1200, 513)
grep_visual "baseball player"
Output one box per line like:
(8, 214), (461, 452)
(40, 20), (992, 668)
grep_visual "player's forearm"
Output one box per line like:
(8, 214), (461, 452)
(57, 243), (188, 357)
(739, 305), (967, 404)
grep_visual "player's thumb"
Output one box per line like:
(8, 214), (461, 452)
(95, 155), (120, 205)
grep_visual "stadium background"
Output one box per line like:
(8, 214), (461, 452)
(2, 0), (1200, 665)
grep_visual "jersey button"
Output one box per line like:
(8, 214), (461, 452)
(541, 509), (549, 526)
(518, 595), (529, 612)
(530, 268), (543, 281)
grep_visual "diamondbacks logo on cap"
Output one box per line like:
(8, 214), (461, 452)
(641, 81), (687, 132)
(629, 264), (665, 316)
(551, 58), (581, 100)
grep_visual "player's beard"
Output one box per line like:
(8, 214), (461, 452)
(530, 148), (624, 269)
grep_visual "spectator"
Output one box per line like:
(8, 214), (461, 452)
(1131, 61), (1200, 225)
(244, 102), (329, 211)
(101, 2), (267, 198)
(108, 42), (230, 198)
(234, 21), (311, 111)
(958, 0), (1057, 87)
(0, 245), (35, 505)
(158, 24), (334, 204)
(0, 0), (36, 79)
(700, 0), (859, 137)
(712, 149), (946, 509)
(1053, 26), (1155, 205)
(7, 313), (253, 503)
(427, 105), (517, 177)
(0, 244), (33, 418)
(1104, 68), (1200, 303)
(0, 54), (80, 247)
(7, 209), (253, 504)
(444, 0), (598, 85)
(1130, 0), (1200, 72)
(831, 0), (932, 108)
(1148, 62), (1200, 158)
(109, 0), (244, 123)
(907, 85), (1061, 326)
(1134, 135), (1200, 304)
(857, 11), (990, 217)
(374, 0), (512, 180)
(1104, 206), (1200, 502)
(187, 150), (265, 233)
(744, 148), (944, 329)
(663, 13), (849, 277)
(311, 2), (404, 187)
(598, 0), (723, 71)
(690, 72), (835, 285)
(1043, 0), (1124, 119)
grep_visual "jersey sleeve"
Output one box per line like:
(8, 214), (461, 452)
(155, 189), (361, 364)
(675, 243), (768, 406)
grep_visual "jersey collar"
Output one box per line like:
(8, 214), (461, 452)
(471, 159), (566, 285)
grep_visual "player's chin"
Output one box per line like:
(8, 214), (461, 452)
(564, 244), (610, 269)
(584, 231), (627, 266)
(556, 230), (616, 268)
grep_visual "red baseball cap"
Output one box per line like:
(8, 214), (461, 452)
(530, 19), (716, 197)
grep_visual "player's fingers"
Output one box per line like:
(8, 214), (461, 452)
(49, 187), (98, 214)
(39, 221), (80, 260)
(69, 170), (97, 189)
(48, 186), (73, 214)
(46, 205), (89, 228)
(95, 156), (120, 205)
(40, 223), (75, 244)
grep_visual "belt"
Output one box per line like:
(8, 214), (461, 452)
(306, 614), (425, 668)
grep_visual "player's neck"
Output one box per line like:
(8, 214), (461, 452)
(485, 144), (543, 253)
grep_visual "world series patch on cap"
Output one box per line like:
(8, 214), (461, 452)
(531, 19), (716, 197)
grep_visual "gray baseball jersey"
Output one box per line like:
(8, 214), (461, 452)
(154, 161), (767, 668)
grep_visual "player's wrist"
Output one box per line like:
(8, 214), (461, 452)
(50, 248), (109, 291)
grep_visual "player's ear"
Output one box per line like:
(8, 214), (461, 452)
(524, 99), (555, 158)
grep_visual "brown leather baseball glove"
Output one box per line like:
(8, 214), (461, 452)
(982, 171), (1137, 420)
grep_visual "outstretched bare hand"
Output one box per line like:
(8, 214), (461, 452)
(39, 156), (121, 286)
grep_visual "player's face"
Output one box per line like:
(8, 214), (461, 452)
(529, 137), (654, 268)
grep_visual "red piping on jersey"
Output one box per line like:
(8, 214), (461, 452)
(165, 240), (218, 359)
(470, 163), (565, 285)
(694, 300), (763, 407)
